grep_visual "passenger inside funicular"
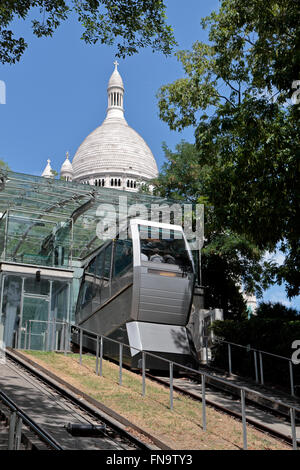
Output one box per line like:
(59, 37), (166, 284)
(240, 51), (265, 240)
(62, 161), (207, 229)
(138, 224), (193, 272)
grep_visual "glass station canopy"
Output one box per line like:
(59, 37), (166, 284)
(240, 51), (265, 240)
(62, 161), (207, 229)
(0, 170), (201, 351)
(0, 170), (189, 269)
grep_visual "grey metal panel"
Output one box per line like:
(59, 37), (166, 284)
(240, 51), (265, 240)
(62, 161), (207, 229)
(137, 269), (192, 325)
(126, 321), (191, 356)
(137, 310), (185, 325)
(140, 273), (189, 290)
(140, 299), (185, 311)
(81, 285), (133, 337)
(140, 295), (186, 308)
(140, 288), (185, 299)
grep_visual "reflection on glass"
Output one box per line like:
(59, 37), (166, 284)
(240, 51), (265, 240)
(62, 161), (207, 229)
(0, 275), (22, 347)
(24, 277), (49, 296)
(21, 297), (49, 350)
(139, 225), (193, 272)
(114, 240), (133, 276)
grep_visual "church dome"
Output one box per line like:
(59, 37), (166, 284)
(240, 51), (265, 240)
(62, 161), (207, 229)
(72, 119), (158, 180)
(71, 62), (158, 185)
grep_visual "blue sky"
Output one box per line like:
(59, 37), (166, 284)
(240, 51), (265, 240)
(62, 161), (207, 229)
(0, 0), (298, 309)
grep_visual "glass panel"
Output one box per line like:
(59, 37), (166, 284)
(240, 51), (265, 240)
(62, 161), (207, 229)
(0, 213), (6, 257)
(24, 277), (50, 296)
(21, 296), (49, 350)
(51, 280), (69, 322)
(103, 244), (112, 278)
(113, 239), (133, 277)
(0, 275), (22, 348)
(139, 224), (193, 272)
(77, 280), (93, 322)
(0, 170), (192, 266)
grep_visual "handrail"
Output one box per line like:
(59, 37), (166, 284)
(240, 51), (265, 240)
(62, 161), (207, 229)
(72, 323), (299, 450)
(71, 324), (300, 414)
(212, 337), (294, 363)
(0, 389), (63, 450)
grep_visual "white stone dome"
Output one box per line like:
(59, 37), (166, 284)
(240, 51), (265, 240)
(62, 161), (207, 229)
(72, 62), (158, 185)
(61, 152), (73, 172)
(60, 151), (73, 181)
(72, 119), (158, 180)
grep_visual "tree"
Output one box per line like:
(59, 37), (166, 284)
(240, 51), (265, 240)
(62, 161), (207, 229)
(255, 301), (299, 321)
(0, 159), (10, 170)
(153, 141), (275, 319)
(0, 0), (176, 64)
(211, 302), (300, 391)
(157, 0), (300, 298)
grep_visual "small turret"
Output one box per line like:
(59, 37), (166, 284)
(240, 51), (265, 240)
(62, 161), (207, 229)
(106, 60), (125, 121)
(60, 151), (73, 181)
(41, 159), (54, 178)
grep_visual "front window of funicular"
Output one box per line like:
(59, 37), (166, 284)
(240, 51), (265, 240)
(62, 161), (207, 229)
(138, 224), (194, 274)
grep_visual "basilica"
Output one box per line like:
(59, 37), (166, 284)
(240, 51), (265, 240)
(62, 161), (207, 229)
(41, 62), (158, 192)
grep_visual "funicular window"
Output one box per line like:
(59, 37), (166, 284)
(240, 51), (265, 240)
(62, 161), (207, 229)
(95, 250), (104, 277)
(138, 225), (193, 272)
(113, 239), (133, 277)
(103, 244), (112, 278)
(86, 255), (97, 275)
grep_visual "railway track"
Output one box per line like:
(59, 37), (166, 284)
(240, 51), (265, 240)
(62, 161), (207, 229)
(0, 351), (156, 451)
(70, 339), (299, 449)
(2, 348), (299, 450)
(145, 370), (299, 448)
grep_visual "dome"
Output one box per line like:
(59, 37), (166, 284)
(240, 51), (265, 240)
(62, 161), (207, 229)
(72, 119), (158, 180)
(60, 151), (73, 173)
(72, 62), (158, 185)
(60, 151), (73, 181)
(41, 159), (53, 178)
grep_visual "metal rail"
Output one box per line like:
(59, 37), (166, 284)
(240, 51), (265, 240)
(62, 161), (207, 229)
(211, 338), (298, 397)
(0, 390), (63, 450)
(72, 324), (300, 451)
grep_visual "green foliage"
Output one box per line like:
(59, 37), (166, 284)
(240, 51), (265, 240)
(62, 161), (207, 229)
(154, 141), (275, 319)
(256, 301), (299, 321)
(0, 159), (10, 170)
(0, 0), (176, 64)
(211, 302), (300, 392)
(157, 0), (300, 298)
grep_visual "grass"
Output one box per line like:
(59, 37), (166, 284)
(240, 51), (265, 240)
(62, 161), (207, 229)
(21, 350), (290, 450)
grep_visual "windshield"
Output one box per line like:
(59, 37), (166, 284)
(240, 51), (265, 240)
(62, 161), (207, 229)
(138, 225), (193, 272)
